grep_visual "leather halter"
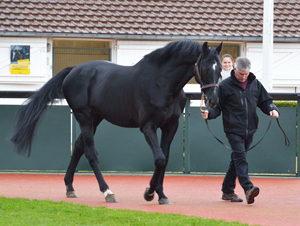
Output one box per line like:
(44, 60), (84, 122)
(194, 53), (219, 90)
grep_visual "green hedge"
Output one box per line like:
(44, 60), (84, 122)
(274, 101), (297, 107)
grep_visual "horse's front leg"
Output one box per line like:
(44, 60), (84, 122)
(74, 110), (118, 203)
(155, 120), (179, 204)
(141, 122), (167, 204)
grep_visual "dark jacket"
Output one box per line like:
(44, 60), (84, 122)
(207, 70), (278, 136)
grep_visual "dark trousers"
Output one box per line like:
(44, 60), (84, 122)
(222, 133), (254, 194)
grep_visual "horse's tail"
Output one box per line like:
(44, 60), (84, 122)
(9, 67), (74, 157)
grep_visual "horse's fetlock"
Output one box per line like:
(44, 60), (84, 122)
(144, 187), (155, 202)
(103, 189), (114, 197)
(65, 183), (74, 192)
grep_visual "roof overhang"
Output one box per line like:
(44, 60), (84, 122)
(1, 31), (300, 43)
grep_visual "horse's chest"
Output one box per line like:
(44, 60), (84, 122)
(150, 96), (173, 114)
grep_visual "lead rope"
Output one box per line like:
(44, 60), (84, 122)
(200, 97), (290, 152)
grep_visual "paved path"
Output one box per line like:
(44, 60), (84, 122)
(0, 173), (299, 226)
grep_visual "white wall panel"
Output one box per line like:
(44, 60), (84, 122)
(247, 43), (300, 92)
(0, 37), (50, 91)
(117, 40), (169, 66)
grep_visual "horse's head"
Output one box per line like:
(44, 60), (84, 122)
(194, 42), (223, 108)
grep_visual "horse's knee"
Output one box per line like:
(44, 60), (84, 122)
(155, 158), (166, 167)
(72, 139), (84, 159)
(154, 151), (167, 167)
(85, 150), (99, 164)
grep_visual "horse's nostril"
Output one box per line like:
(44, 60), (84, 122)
(208, 99), (218, 108)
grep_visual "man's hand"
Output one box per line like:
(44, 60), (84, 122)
(269, 110), (279, 118)
(201, 110), (209, 119)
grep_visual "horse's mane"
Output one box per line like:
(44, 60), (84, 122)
(144, 40), (202, 65)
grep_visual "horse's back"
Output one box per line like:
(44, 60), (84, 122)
(62, 60), (133, 98)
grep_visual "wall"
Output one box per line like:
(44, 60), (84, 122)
(2, 38), (299, 94)
(0, 105), (71, 171)
(0, 94), (298, 175)
(247, 42), (300, 93)
(0, 37), (51, 91)
(186, 105), (296, 175)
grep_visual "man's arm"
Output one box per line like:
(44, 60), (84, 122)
(257, 81), (279, 117)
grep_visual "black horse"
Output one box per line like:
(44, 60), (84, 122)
(10, 40), (222, 204)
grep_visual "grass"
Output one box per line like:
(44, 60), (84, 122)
(0, 196), (254, 226)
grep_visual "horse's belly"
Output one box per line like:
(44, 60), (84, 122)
(95, 105), (140, 128)
(104, 115), (139, 128)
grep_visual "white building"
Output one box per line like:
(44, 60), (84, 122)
(0, 0), (299, 94)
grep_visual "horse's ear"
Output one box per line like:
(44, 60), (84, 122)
(216, 42), (223, 55)
(202, 42), (209, 55)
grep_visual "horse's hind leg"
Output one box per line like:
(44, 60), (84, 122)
(64, 134), (84, 198)
(65, 114), (103, 198)
(73, 110), (118, 202)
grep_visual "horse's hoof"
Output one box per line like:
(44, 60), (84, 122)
(105, 194), (118, 203)
(159, 198), (171, 205)
(104, 189), (118, 203)
(66, 191), (79, 198)
(144, 187), (155, 201)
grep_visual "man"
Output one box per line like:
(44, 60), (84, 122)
(201, 57), (279, 204)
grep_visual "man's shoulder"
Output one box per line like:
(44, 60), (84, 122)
(219, 77), (231, 87)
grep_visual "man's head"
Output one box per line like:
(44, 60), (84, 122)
(234, 57), (251, 83)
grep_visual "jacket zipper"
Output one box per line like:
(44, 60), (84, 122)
(244, 91), (248, 136)
(240, 89), (249, 136)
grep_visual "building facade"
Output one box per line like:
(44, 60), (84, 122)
(1, 0), (300, 93)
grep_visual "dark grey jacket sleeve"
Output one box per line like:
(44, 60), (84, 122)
(257, 81), (279, 115)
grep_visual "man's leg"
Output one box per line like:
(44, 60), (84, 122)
(221, 154), (243, 202)
(222, 153), (236, 194)
(226, 133), (253, 192)
(244, 133), (260, 204)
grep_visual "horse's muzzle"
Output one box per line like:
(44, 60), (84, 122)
(206, 98), (218, 108)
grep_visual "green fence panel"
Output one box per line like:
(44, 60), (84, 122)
(76, 116), (184, 172)
(0, 105), (71, 171)
(0, 100), (296, 174)
(189, 106), (296, 175)
(248, 107), (296, 174)
(189, 107), (229, 173)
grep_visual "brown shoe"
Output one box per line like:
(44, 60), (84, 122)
(222, 192), (243, 202)
(246, 186), (260, 204)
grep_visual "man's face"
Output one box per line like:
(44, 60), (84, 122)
(234, 68), (249, 83)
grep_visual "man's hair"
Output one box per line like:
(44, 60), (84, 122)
(235, 57), (251, 71)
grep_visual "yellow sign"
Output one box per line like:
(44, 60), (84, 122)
(10, 59), (30, 74)
(10, 45), (30, 75)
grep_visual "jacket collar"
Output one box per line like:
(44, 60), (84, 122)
(230, 70), (256, 88)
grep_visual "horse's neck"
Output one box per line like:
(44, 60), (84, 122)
(163, 64), (194, 95)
